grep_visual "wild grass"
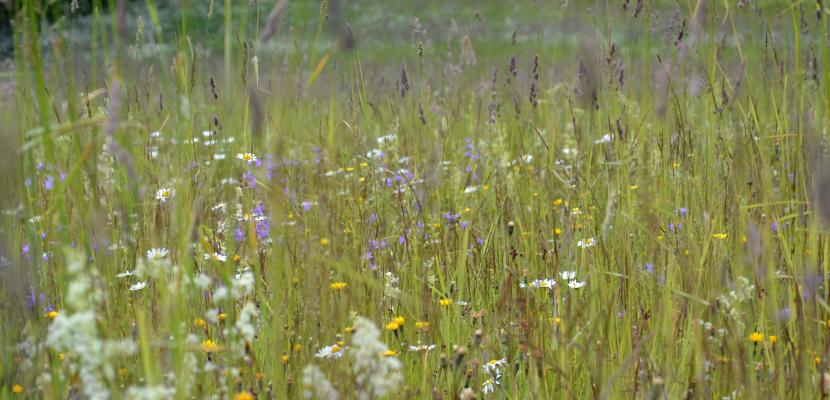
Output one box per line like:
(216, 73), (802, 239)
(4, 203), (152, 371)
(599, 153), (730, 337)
(2, 0), (830, 398)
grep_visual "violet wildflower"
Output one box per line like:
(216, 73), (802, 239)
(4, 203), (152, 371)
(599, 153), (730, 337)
(242, 170), (256, 189)
(644, 263), (654, 273)
(43, 175), (54, 191)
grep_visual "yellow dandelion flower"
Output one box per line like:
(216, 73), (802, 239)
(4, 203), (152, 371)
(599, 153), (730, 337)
(393, 316), (405, 326)
(553, 198), (563, 206)
(218, 313), (227, 322)
(748, 332), (763, 344)
(280, 354), (289, 364)
(201, 339), (224, 353)
(193, 318), (206, 329)
(46, 311), (58, 319)
(768, 335), (777, 344)
(415, 321), (430, 330)
(344, 326), (355, 334)
(553, 228), (562, 236)
(233, 254), (242, 262)
(234, 391), (254, 400)
(12, 384), (23, 394)
(382, 350), (397, 357)
(439, 298), (453, 307)
(320, 238), (331, 246)
(713, 233), (728, 239)
(330, 282), (347, 290)
(293, 343), (303, 352)
(385, 321), (400, 331)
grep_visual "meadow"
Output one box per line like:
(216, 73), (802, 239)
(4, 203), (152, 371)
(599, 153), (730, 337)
(2, 0), (830, 398)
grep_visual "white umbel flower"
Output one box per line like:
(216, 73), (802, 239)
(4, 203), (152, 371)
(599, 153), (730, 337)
(129, 282), (148, 291)
(302, 364), (340, 400)
(350, 317), (403, 400)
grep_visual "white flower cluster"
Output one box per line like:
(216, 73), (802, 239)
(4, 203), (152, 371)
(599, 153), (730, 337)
(383, 272), (401, 299)
(235, 302), (259, 343)
(302, 364), (340, 400)
(350, 317), (403, 400)
(124, 385), (177, 399)
(716, 276), (755, 329)
(46, 252), (136, 400)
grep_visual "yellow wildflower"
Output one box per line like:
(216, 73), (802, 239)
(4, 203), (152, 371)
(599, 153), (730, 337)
(415, 321), (430, 330)
(12, 384), (23, 394)
(201, 339), (224, 353)
(330, 282), (347, 290)
(713, 233), (728, 239)
(748, 332), (763, 344)
(234, 391), (254, 400)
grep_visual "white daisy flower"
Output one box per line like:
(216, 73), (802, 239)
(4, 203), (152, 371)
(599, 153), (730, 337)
(483, 358), (507, 377)
(594, 133), (614, 144)
(146, 248), (169, 260)
(204, 252), (227, 262)
(150, 130), (161, 138)
(155, 188), (173, 203)
(568, 280), (587, 289)
(236, 152), (258, 163)
(576, 237), (596, 248)
(408, 344), (436, 352)
(130, 281), (148, 291)
(116, 270), (134, 278)
(520, 278), (556, 289)
(559, 271), (577, 280)
(376, 134), (397, 144)
(315, 344), (345, 359)
(482, 378), (497, 394)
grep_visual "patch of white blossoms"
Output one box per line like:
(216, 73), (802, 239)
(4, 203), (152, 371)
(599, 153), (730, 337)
(350, 317), (403, 400)
(45, 248), (136, 400)
(302, 364), (340, 400)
